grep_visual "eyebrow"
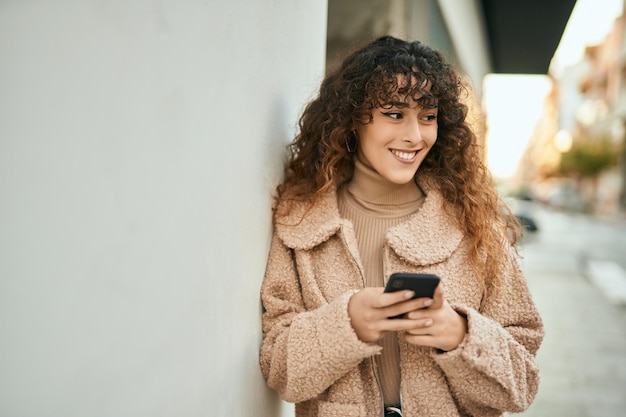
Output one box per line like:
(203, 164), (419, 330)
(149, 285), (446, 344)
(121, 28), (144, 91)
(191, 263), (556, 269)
(385, 101), (410, 109)
(382, 100), (439, 109)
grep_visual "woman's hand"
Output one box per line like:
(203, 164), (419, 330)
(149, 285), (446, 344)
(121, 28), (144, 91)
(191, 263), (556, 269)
(347, 287), (434, 343)
(402, 285), (468, 351)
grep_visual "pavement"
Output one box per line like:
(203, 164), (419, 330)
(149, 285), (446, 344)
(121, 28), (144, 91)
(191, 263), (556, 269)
(510, 207), (626, 417)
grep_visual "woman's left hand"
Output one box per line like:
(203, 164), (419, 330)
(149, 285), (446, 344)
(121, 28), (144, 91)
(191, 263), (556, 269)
(402, 285), (468, 351)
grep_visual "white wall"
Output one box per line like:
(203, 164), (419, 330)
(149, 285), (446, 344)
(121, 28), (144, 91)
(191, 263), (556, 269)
(0, 1), (326, 416)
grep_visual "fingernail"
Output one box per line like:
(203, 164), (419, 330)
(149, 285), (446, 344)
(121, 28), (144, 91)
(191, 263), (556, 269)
(405, 291), (415, 299)
(424, 299), (433, 306)
(425, 319), (433, 326)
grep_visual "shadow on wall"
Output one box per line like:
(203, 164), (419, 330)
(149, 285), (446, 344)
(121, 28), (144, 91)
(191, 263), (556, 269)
(253, 96), (295, 414)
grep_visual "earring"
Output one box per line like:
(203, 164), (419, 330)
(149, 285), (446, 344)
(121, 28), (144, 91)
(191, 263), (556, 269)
(346, 131), (357, 153)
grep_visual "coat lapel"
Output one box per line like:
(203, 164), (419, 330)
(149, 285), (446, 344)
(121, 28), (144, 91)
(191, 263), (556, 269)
(274, 190), (344, 250)
(275, 180), (464, 266)
(386, 183), (464, 266)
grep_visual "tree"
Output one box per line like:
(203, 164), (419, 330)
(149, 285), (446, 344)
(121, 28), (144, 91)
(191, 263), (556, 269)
(554, 134), (622, 213)
(557, 135), (619, 178)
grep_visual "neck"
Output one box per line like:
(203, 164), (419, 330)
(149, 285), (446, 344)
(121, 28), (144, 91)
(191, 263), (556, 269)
(347, 158), (423, 206)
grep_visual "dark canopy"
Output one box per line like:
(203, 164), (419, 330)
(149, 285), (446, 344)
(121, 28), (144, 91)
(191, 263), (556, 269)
(480, 0), (577, 73)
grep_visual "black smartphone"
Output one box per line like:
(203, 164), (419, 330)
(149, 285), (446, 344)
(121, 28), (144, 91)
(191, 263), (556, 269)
(384, 273), (440, 299)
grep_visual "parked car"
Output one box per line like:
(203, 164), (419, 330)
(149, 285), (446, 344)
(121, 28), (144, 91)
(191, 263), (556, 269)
(505, 197), (539, 234)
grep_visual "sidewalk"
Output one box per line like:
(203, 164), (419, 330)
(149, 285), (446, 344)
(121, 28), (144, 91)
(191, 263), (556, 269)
(511, 220), (626, 416)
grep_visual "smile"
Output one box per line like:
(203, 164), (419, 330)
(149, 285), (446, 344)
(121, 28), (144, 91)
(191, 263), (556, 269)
(391, 150), (417, 161)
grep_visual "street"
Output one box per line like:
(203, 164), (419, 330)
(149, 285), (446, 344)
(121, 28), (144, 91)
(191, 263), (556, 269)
(512, 203), (626, 416)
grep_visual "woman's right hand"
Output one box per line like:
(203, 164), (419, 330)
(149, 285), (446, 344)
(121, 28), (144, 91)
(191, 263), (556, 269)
(347, 287), (434, 343)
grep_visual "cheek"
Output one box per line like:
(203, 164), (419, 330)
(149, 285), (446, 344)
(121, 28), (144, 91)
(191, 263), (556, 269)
(357, 141), (381, 168)
(358, 130), (387, 155)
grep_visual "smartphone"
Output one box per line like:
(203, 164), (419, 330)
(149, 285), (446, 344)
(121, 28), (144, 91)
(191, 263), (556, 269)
(384, 273), (440, 299)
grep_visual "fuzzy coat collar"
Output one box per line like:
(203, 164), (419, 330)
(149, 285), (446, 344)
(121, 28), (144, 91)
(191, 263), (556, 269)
(275, 178), (464, 266)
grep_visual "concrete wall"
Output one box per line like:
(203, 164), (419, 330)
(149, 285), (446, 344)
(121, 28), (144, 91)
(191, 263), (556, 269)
(0, 1), (326, 416)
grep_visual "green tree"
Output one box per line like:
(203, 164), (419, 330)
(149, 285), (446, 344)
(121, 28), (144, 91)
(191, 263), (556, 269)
(558, 136), (619, 178)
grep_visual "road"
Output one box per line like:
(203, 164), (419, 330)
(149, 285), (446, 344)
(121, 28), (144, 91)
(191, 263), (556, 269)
(512, 203), (626, 417)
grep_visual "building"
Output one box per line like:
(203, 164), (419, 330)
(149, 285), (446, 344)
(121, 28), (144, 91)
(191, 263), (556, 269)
(519, 1), (626, 216)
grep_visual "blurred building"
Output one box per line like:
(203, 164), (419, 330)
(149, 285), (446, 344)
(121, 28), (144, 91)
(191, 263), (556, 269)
(519, 1), (626, 216)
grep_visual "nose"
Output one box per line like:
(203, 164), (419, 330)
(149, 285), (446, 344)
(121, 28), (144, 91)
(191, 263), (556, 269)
(403, 117), (422, 144)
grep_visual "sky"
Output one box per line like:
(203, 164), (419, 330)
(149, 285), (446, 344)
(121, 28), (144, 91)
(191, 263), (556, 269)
(484, 0), (624, 180)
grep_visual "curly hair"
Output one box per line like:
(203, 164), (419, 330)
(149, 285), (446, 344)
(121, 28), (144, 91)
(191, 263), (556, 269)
(275, 36), (521, 291)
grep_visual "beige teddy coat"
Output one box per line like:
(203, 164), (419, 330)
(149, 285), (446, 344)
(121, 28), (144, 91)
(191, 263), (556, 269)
(260, 183), (544, 417)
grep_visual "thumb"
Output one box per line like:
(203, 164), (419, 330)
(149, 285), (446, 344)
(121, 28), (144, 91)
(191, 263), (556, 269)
(430, 284), (444, 309)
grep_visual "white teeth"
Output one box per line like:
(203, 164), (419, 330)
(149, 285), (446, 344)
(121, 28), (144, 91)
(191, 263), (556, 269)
(392, 150), (417, 160)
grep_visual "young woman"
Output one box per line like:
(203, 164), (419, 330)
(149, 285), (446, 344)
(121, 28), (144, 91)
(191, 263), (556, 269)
(259, 36), (544, 417)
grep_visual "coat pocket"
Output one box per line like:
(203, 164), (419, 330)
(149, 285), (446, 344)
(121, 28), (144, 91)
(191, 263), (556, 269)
(317, 401), (366, 417)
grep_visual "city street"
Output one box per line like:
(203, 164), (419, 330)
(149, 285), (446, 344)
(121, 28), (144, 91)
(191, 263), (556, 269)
(511, 203), (626, 416)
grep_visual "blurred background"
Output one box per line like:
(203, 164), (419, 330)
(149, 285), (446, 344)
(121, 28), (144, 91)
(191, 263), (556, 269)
(1, 1), (625, 416)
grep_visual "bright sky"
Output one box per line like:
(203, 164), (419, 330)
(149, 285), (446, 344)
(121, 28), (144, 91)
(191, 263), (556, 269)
(484, 0), (624, 180)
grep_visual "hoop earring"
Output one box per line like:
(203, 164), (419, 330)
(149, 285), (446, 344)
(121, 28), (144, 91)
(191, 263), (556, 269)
(346, 131), (357, 153)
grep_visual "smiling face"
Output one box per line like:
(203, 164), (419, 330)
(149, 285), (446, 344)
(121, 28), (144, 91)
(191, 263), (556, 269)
(355, 76), (438, 185)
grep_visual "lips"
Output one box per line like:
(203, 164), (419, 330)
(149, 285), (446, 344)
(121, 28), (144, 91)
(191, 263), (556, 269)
(391, 149), (417, 161)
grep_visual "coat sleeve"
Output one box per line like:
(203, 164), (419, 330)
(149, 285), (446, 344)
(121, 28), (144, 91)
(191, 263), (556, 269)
(259, 233), (381, 403)
(432, 245), (544, 414)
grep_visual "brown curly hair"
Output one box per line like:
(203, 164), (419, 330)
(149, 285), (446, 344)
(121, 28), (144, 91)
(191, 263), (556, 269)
(275, 36), (521, 291)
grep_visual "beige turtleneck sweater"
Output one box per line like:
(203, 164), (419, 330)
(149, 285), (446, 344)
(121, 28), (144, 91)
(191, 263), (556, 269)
(338, 158), (426, 406)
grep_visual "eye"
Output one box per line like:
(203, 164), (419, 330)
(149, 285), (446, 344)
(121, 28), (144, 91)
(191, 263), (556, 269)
(421, 113), (437, 122)
(382, 111), (403, 120)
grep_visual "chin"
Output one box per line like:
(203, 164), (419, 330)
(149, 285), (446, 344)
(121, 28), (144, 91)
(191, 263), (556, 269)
(388, 175), (416, 185)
